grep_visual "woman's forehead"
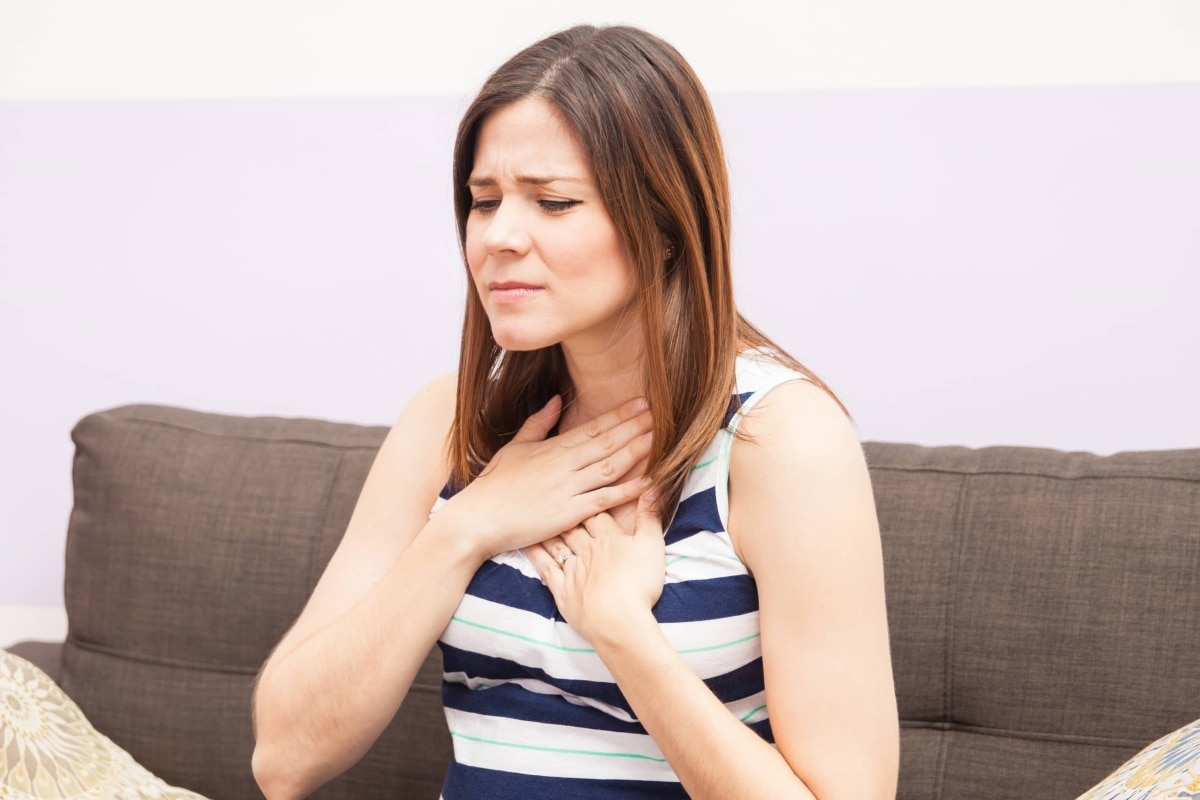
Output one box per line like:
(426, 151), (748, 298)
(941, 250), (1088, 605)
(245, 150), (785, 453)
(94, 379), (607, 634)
(470, 97), (593, 183)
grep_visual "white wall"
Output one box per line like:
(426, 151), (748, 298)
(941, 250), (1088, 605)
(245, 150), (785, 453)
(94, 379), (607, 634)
(2, 2), (1199, 636)
(4, 0), (1200, 97)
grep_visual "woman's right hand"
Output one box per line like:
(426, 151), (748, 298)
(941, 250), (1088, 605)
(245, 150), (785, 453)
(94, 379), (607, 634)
(444, 394), (654, 559)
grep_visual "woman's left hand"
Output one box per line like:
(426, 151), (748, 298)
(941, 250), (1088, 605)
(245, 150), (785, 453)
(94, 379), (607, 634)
(527, 491), (665, 641)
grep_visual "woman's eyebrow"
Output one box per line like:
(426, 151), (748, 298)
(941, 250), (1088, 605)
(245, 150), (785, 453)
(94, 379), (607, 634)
(466, 174), (589, 187)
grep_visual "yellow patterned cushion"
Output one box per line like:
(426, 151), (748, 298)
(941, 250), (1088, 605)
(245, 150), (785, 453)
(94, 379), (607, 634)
(0, 649), (210, 799)
(1077, 718), (1200, 800)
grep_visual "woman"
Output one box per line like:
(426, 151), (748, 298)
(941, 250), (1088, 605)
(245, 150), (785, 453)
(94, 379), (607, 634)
(252, 24), (898, 799)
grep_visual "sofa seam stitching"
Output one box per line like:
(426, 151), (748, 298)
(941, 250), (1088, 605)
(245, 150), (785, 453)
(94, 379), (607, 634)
(938, 473), (971, 800)
(63, 637), (449, 690)
(901, 719), (1153, 750)
(866, 464), (1200, 484)
(100, 415), (384, 451)
(944, 473), (969, 724)
(65, 637), (260, 675)
(308, 451), (347, 589)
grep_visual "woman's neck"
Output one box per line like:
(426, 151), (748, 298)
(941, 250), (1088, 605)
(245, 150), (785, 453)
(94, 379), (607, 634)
(558, 332), (644, 433)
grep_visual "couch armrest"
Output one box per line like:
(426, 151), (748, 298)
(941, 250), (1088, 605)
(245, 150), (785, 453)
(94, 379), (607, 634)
(6, 640), (64, 685)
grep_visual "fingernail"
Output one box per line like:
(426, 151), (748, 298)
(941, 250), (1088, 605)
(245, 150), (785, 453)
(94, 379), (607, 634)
(633, 397), (650, 412)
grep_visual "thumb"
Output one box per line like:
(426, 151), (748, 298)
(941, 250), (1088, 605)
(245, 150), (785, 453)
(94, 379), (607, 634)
(634, 486), (663, 536)
(511, 394), (563, 443)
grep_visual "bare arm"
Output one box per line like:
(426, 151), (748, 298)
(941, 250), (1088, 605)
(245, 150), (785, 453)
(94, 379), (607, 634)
(531, 380), (898, 799)
(251, 374), (467, 798)
(251, 377), (656, 799)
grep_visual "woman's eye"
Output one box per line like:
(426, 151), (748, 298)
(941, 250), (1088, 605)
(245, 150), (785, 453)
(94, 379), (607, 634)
(539, 199), (582, 214)
(470, 198), (500, 215)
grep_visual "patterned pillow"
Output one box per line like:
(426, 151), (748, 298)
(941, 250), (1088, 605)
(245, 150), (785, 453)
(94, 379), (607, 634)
(0, 649), (210, 799)
(1077, 718), (1200, 800)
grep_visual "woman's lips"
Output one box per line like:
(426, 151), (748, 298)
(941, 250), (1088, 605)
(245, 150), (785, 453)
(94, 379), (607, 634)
(488, 282), (542, 304)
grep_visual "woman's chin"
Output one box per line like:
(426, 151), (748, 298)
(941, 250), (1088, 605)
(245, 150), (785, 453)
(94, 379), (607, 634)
(491, 328), (557, 353)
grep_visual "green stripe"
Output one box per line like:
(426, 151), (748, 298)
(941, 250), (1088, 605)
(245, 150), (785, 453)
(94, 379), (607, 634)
(665, 552), (746, 567)
(739, 704), (767, 722)
(451, 730), (668, 762)
(676, 631), (761, 654)
(451, 618), (759, 656)
(450, 615), (596, 653)
(691, 457), (715, 471)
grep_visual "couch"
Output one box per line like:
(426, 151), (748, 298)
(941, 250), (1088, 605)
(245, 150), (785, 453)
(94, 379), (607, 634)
(8, 403), (1200, 799)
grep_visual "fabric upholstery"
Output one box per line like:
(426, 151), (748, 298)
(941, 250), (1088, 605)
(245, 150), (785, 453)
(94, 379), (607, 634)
(866, 443), (1200, 799)
(15, 404), (1200, 799)
(6, 640), (62, 686)
(60, 405), (449, 799)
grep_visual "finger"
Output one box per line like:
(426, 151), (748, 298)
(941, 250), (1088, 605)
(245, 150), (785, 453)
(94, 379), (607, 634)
(526, 545), (564, 592)
(562, 525), (594, 553)
(580, 514), (630, 544)
(562, 397), (650, 449)
(577, 475), (653, 517)
(578, 430), (652, 485)
(536, 535), (567, 562)
(510, 395), (563, 444)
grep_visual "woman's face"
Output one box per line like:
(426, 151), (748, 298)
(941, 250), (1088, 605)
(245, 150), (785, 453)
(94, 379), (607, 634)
(465, 96), (640, 357)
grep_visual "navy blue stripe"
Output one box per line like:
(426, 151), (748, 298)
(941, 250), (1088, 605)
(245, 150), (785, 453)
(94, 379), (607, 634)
(666, 486), (723, 545)
(442, 681), (647, 735)
(455, 705), (765, 744)
(653, 575), (759, 623)
(442, 763), (689, 799)
(441, 643), (765, 712)
(701, 656), (766, 706)
(721, 390), (754, 428)
(466, 558), (561, 619)
(748, 717), (775, 743)
(440, 643), (637, 717)
(464, 561), (756, 625)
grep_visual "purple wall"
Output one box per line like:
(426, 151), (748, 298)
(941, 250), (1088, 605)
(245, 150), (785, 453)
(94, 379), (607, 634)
(3, 84), (1198, 606)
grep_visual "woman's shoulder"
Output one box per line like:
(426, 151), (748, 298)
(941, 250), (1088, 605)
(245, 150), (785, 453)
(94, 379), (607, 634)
(729, 350), (815, 432)
(375, 371), (458, 494)
(726, 361), (873, 562)
(729, 350), (863, 486)
(406, 370), (458, 413)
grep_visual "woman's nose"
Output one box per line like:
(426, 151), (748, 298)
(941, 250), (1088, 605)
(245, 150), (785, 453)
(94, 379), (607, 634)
(480, 201), (532, 255)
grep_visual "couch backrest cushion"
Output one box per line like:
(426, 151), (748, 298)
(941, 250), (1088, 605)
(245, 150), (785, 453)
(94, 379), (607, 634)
(60, 404), (1200, 800)
(62, 404), (451, 800)
(866, 442), (1200, 800)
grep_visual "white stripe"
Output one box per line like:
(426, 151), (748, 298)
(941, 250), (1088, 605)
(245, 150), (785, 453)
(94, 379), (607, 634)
(664, 534), (746, 583)
(443, 595), (612, 681)
(726, 690), (770, 725)
(493, 548), (542, 580)
(444, 674), (767, 728)
(446, 594), (762, 683)
(443, 672), (639, 723)
(659, 612), (762, 679)
(445, 708), (679, 783)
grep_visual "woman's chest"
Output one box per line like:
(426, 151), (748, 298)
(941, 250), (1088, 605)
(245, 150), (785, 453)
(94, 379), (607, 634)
(440, 484), (762, 699)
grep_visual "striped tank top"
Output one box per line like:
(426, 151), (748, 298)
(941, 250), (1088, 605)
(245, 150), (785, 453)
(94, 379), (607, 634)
(433, 353), (806, 798)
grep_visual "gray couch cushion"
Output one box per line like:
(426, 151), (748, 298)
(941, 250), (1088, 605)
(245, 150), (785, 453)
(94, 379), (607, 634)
(867, 442), (1200, 800)
(63, 404), (451, 800)
(57, 404), (1200, 799)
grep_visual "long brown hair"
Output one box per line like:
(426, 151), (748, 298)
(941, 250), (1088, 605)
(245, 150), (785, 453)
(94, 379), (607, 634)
(448, 24), (838, 509)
